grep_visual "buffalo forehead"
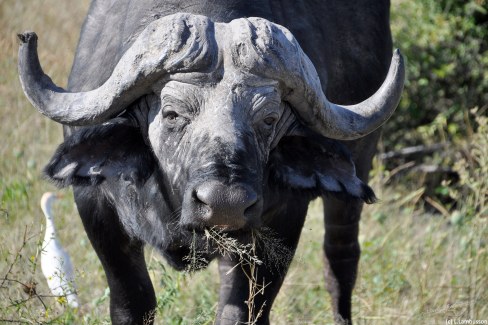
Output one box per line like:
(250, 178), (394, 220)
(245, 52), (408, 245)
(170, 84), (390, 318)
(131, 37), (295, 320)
(155, 15), (298, 90)
(159, 78), (281, 114)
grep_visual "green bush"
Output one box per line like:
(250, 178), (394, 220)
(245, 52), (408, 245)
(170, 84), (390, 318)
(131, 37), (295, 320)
(387, 0), (487, 150)
(449, 113), (488, 222)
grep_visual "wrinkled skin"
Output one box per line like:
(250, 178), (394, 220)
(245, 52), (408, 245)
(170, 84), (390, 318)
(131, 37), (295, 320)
(150, 76), (286, 230)
(36, 0), (395, 324)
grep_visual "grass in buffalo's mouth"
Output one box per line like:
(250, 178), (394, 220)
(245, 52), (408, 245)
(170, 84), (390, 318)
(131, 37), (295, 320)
(184, 227), (293, 274)
(183, 226), (293, 324)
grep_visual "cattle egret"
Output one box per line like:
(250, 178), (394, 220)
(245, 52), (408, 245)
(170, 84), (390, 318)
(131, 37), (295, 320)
(40, 192), (79, 308)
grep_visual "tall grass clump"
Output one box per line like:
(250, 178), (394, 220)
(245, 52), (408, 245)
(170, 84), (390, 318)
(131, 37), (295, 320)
(448, 112), (488, 223)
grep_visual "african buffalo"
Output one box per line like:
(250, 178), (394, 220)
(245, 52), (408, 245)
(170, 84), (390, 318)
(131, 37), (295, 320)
(18, 1), (404, 324)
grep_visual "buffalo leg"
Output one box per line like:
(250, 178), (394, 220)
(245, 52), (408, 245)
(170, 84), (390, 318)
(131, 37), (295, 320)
(74, 187), (157, 325)
(215, 199), (308, 325)
(322, 197), (362, 325)
(322, 133), (380, 325)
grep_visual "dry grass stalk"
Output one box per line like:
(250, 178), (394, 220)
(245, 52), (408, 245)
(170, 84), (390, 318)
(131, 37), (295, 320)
(183, 227), (293, 324)
(242, 231), (268, 325)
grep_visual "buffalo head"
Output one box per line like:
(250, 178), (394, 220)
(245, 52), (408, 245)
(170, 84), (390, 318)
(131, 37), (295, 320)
(18, 13), (404, 232)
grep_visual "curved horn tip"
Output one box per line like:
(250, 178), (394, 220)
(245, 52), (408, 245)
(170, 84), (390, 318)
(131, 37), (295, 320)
(17, 32), (37, 44)
(393, 48), (404, 65)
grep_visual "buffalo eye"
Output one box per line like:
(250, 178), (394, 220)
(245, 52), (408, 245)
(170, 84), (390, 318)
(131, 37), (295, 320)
(262, 113), (279, 128)
(263, 116), (277, 126)
(163, 111), (179, 123)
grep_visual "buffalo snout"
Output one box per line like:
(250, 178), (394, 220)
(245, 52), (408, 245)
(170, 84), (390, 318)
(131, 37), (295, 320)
(182, 180), (262, 231)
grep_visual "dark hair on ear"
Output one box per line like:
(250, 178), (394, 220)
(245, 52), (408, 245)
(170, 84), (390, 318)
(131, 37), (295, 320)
(44, 122), (153, 188)
(268, 135), (377, 204)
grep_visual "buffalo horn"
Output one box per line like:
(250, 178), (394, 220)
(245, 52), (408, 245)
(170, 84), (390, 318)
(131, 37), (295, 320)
(18, 14), (213, 126)
(228, 18), (405, 141)
(291, 50), (405, 140)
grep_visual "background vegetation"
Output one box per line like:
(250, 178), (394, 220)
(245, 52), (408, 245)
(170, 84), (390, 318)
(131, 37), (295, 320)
(1, 0), (486, 324)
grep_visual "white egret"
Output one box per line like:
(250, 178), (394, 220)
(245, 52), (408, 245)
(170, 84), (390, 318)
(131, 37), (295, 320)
(40, 192), (79, 308)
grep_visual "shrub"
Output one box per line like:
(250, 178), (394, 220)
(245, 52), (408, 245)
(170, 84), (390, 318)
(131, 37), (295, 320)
(386, 0), (487, 150)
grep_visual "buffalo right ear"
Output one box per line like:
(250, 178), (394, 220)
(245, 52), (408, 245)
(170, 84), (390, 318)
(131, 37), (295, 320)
(44, 122), (154, 188)
(268, 135), (377, 204)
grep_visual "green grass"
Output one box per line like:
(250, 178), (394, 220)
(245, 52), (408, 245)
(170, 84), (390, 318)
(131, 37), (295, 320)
(1, 1), (487, 324)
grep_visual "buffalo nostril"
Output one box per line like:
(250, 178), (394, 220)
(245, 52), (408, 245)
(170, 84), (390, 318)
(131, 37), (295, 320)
(244, 200), (257, 217)
(194, 185), (214, 207)
(243, 191), (258, 213)
(192, 189), (211, 215)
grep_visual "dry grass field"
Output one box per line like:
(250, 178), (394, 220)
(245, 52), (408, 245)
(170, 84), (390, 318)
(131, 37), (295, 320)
(1, 1), (486, 324)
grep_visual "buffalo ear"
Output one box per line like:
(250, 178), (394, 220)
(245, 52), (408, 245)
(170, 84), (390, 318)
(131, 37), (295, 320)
(269, 135), (376, 203)
(44, 121), (154, 188)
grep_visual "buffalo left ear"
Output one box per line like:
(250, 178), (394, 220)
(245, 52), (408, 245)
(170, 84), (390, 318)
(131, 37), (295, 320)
(44, 120), (154, 188)
(268, 135), (377, 203)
